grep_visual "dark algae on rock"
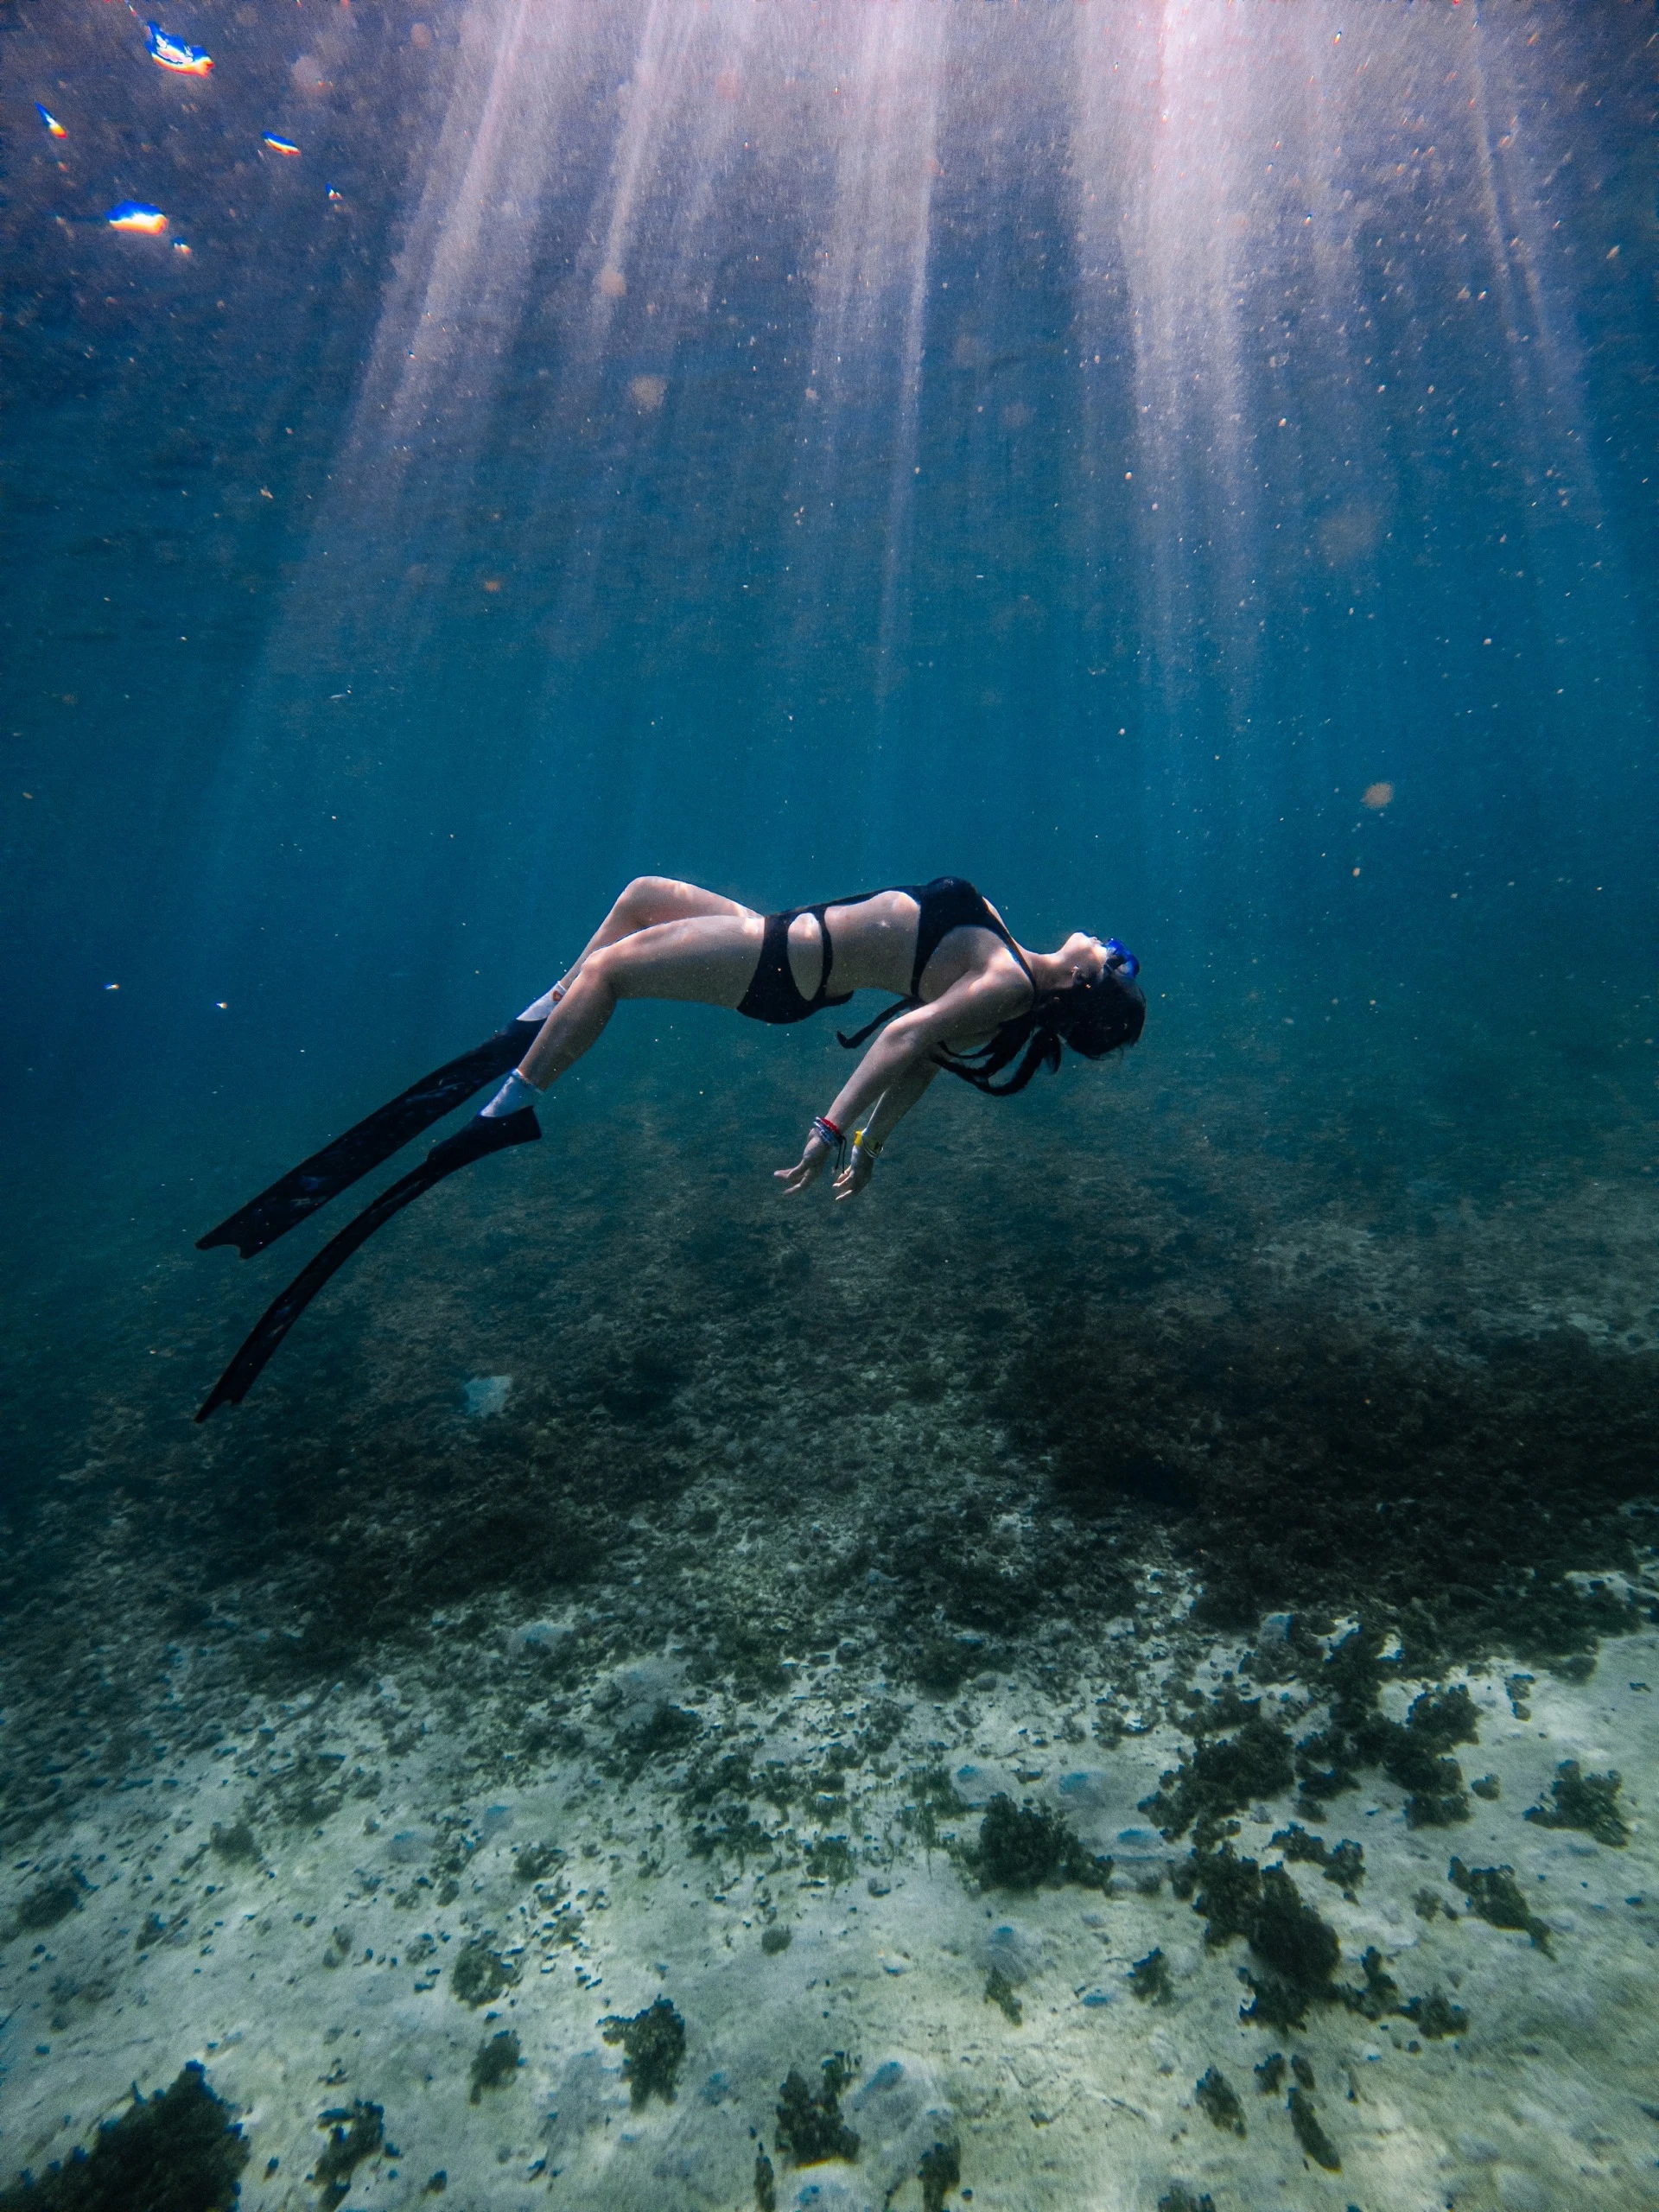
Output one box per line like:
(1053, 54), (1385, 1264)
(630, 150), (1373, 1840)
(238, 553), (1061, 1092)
(1128, 1947), (1173, 2004)
(1172, 1843), (1342, 2029)
(753, 2148), (777, 2212)
(1254, 2051), (1287, 2094)
(918, 2139), (961, 2212)
(1449, 1859), (1554, 1952)
(313, 2101), (384, 2211)
(601, 1997), (686, 2107)
(0, 2063), (248, 2212)
(1402, 1990), (1470, 2039)
(1287, 2083), (1341, 2171)
(1194, 2066), (1246, 2135)
(1143, 1687), (1294, 1844)
(1270, 1823), (1363, 1892)
(468, 2030), (522, 2102)
(967, 1793), (1110, 1891)
(449, 1940), (518, 2005)
(775, 2054), (860, 2166)
(983, 1965), (1023, 2024)
(1523, 1759), (1630, 1847)
(10, 1873), (86, 1936)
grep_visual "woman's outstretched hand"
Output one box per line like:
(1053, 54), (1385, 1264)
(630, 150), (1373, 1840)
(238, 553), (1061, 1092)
(832, 1148), (875, 1204)
(774, 1132), (832, 1196)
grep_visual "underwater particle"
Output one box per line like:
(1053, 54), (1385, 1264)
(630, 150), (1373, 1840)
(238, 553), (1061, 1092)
(918, 2139), (962, 2212)
(145, 22), (213, 73)
(969, 1794), (1110, 1891)
(263, 135), (302, 156)
(14, 1873), (86, 1933)
(1128, 1948), (1172, 2005)
(107, 203), (168, 235)
(468, 2030), (522, 2104)
(1448, 1859), (1553, 1953)
(463, 1373), (512, 1419)
(1254, 2051), (1287, 2094)
(36, 105), (67, 137)
(209, 1819), (259, 1865)
(1402, 1990), (1469, 2039)
(753, 2148), (777, 2211)
(1156, 2190), (1216, 2212)
(775, 2054), (860, 2166)
(313, 2101), (384, 2209)
(1523, 1759), (1630, 1847)
(1287, 2084), (1340, 2171)
(0, 2063), (249, 2210)
(761, 1923), (793, 1955)
(601, 1997), (686, 2108)
(983, 1966), (1022, 2024)
(1361, 781), (1394, 809)
(628, 375), (667, 411)
(449, 1942), (518, 2006)
(1194, 2066), (1246, 2136)
(597, 266), (627, 297)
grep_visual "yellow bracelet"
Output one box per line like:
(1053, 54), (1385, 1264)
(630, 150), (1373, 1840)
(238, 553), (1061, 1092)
(853, 1128), (883, 1160)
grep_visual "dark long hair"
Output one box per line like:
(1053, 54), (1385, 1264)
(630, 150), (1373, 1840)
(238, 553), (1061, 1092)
(838, 965), (1146, 1096)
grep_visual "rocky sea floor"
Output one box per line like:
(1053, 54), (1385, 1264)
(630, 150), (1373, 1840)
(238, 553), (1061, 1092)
(3, 1038), (1656, 2209)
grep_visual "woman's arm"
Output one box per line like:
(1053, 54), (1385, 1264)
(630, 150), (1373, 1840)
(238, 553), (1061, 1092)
(773, 969), (1020, 1195)
(830, 1053), (939, 1203)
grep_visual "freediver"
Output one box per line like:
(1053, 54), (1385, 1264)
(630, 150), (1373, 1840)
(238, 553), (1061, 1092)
(195, 876), (1142, 1416)
(481, 874), (1144, 1198)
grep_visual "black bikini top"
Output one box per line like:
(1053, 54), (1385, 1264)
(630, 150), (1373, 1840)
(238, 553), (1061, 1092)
(837, 876), (1035, 1048)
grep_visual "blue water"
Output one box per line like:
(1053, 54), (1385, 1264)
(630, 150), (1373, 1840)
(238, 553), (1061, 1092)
(2, 2), (1656, 2201)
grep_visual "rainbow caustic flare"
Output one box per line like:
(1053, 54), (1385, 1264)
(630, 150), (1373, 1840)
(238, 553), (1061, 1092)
(145, 22), (213, 75)
(262, 134), (302, 157)
(107, 202), (168, 235)
(36, 104), (67, 138)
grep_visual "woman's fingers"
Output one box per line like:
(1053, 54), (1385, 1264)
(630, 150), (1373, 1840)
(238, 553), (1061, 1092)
(832, 1160), (872, 1203)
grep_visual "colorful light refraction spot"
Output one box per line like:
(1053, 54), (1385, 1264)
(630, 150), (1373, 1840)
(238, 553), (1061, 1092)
(146, 22), (213, 75)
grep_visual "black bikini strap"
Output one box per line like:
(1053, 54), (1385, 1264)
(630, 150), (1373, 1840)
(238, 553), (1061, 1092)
(811, 904), (835, 1002)
(836, 996), (915, 1050)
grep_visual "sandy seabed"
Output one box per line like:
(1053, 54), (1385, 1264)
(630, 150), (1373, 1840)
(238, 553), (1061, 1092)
(3, 1046), (1656, 2209)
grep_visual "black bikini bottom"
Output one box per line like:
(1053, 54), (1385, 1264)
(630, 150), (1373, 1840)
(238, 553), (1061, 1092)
(736, 900), (861, 1026)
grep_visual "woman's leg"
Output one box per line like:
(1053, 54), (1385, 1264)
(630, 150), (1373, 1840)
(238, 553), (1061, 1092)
(566, 877), (755, 981)
(514, 887), (763, 1089)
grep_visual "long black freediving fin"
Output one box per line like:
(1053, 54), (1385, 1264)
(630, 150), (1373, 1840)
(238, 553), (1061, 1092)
(197, 1018), (542, 1260)
(194, 1105), (540, 1422)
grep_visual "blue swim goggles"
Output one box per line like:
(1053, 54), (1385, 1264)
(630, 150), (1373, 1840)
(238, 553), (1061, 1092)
(1103, 938), (1140, 982)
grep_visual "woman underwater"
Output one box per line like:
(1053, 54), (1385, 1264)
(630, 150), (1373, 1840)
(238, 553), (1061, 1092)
(194, 874), (1142, 1414)
(480, 874), (1145, 1199)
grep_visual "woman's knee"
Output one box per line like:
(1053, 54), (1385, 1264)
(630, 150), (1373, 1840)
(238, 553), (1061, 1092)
(614, 875), (677, 929)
